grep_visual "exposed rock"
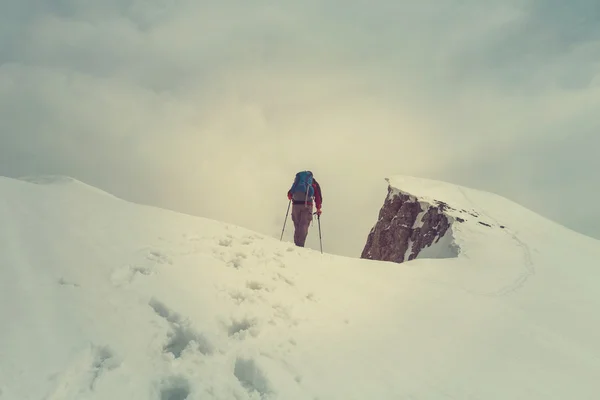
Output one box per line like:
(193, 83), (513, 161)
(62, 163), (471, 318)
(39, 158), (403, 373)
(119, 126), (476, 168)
(361, 185), (454, 263)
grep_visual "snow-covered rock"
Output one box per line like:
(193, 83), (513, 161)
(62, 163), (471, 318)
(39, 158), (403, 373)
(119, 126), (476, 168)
(361, 181), (458, 263)
(363, 175), (579, 264)
(1, 174), (599, 400)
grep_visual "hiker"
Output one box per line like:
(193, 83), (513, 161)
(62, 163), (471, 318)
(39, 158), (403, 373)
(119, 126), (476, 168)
(286, 171), (322, 247)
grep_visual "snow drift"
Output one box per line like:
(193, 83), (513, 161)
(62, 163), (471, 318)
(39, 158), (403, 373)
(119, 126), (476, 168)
(1, 174), (599, 400)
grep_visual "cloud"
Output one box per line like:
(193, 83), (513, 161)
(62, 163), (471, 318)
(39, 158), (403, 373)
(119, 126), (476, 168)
(1, 0), (599, 257)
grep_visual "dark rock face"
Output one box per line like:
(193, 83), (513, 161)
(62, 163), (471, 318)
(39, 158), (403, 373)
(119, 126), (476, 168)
(361, 186), (452, 263)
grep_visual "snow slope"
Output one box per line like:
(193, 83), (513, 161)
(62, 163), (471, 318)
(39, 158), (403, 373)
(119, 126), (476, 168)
(1, 174), (599, 400)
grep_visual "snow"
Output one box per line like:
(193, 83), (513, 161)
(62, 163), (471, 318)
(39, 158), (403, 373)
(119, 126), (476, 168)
(415, 223), (460, 260)
(403, 208), (424, 261)
(1, 174), (599, 400)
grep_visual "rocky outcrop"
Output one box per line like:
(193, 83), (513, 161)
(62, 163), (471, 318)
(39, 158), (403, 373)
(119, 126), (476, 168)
(361, 184), (458, 263)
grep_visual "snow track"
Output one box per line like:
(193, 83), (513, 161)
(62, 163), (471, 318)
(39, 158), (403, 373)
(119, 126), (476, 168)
(456, 186), (536, 297)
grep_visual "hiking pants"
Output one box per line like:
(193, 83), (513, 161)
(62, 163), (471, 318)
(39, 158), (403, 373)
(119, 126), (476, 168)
(291, 203), (313, 247)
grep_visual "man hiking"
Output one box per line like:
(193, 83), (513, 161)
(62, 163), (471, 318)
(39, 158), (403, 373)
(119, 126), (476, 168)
(286, 170), (322, 247)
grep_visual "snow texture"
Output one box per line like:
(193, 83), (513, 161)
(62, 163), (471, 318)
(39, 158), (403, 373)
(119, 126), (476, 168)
(1, 174), (599, 400)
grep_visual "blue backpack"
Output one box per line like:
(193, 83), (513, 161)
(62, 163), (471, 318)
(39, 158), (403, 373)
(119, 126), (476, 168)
(290, 171), (314, 199)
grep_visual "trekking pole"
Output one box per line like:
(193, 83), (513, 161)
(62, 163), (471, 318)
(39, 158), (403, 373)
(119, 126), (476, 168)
(317, 214), (323, 254)
(280, 200), (291, 241)
(313, 212), (323, 254)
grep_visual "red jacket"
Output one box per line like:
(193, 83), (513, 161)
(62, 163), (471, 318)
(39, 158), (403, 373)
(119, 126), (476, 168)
(312, 179), (322, 209)
(288, 179), (322, 209)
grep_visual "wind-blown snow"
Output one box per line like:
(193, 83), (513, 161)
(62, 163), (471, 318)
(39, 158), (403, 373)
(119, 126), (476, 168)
(1, 175), (599, 400)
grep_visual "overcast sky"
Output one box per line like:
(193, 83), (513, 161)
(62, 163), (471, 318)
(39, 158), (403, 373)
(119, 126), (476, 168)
(2, 0), (599, 257)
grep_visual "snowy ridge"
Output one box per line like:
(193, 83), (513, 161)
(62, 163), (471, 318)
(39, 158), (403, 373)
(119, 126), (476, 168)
(386, 176), (507, 257)
(386, 175), (577, 264)
(15, 174), (119, 198)
(386, 174), (599, 294)
(384, 175), (542, 295)
(1, 175), (600, 400)
(387, 174), (597, 242)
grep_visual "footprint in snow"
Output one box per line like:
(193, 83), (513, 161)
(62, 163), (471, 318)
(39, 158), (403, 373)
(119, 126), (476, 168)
(157, 375), (191, 400)
(226, 253), (248, 269)
(251, 247), (267, 259)
(211, 248), (227, 262)
(246, 280), (272, 292)
(110, 264), (153, 287)
(44, 344), (120, 399)
(218, 238), (233, 247)
(272, 304), (293, 321)
(305, 292), (317, 302)
(228, 290), (248, 305)
(227, 258), (243, 269)
(149, 298), (214, 357)
(111, 248), (173, 287)
(227, 316), (259, 339)
(266, 258), (286, 269)
(58, 277), (80, 288)
(146, 250), (173, 265)
(274, 273), (294, 286)
(234, 356), (271, 398)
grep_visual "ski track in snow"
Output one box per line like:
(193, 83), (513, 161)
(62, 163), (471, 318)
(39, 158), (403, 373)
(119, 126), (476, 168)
(457, 186), (536, 298)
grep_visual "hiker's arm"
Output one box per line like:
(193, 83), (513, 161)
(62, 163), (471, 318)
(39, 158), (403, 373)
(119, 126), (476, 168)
(314, 181), (322, 209)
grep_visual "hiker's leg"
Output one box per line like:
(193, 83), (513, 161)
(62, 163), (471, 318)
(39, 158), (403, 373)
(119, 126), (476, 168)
(291, 205), (303, 246)
(296, 206), (313, 247)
